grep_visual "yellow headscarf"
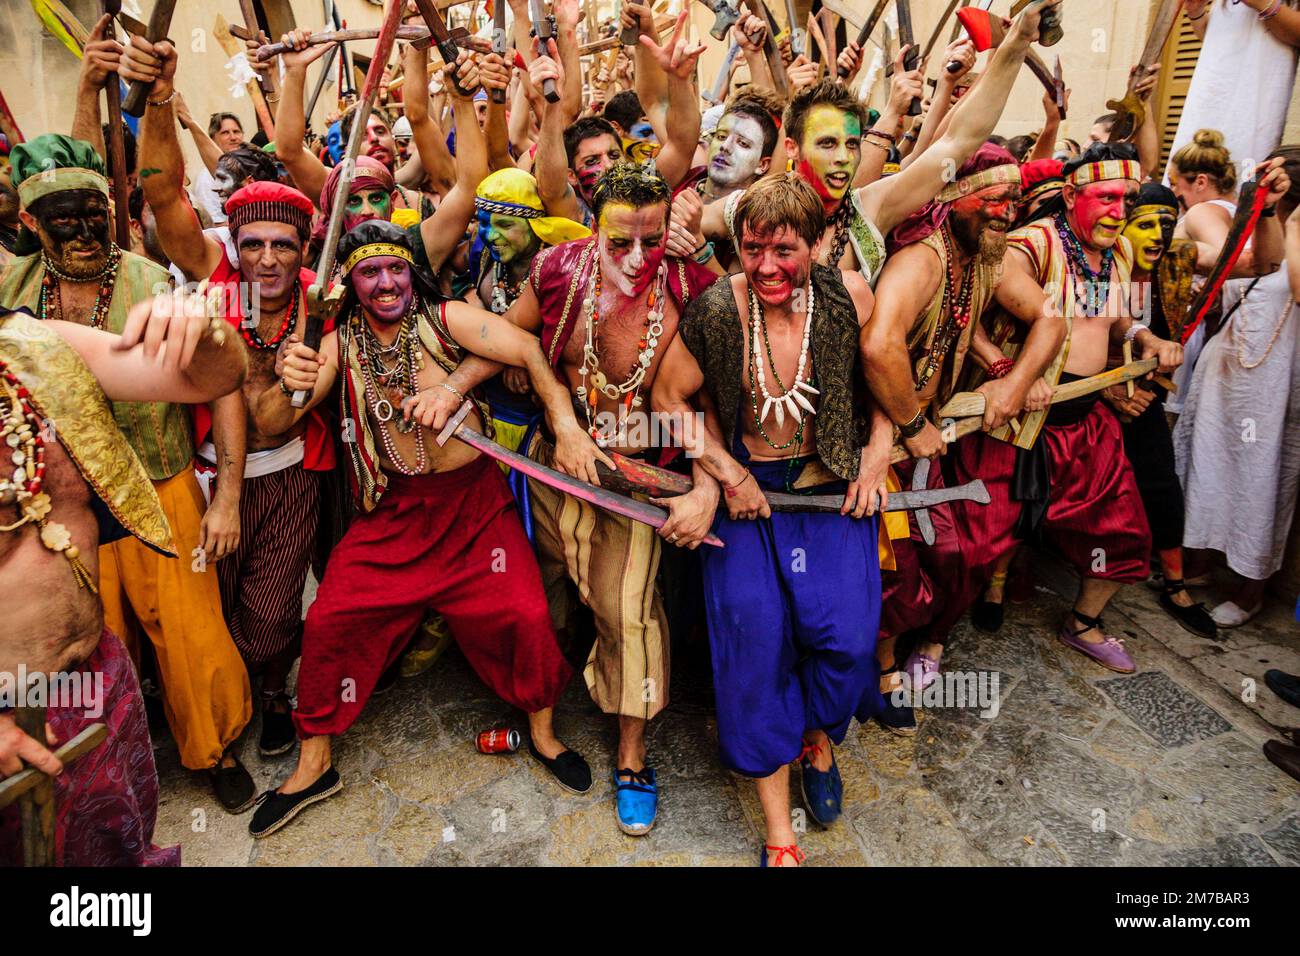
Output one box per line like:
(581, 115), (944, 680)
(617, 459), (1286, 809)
(474, 168), (590, 247)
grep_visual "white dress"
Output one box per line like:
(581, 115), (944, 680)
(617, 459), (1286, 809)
(1174, 266), (1300, 580)
(1167, 0), (1298, 173)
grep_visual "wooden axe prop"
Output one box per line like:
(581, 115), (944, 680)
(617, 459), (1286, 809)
(121, 0), (177, 116)
(952, 7), (1063, 108)
(1104, 0), (1184, 142)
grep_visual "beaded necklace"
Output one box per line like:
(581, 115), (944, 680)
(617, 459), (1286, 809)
(576, 260), (668, 445)
(915, 224), (976, 391)
(0, 359), (95, 591)
(38, 243), (121, 329)
(357, 299), (427, 473)
(241, 285), (299, 351)
(825, 199), (852, 266)
(1054, 212), (1114, 318)
(490, 260), (526, 315)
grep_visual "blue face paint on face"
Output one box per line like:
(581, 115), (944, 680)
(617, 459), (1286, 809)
(476, 209), (501, 262)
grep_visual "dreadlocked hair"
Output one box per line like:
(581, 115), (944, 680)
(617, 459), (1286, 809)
(783, 79), (869, 149)
(591, 163), (670, 221)
(733, 171), (826, 248)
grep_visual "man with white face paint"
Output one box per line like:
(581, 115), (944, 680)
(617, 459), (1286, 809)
(443, 164), (720, 837)
(668, 92), (781, 274)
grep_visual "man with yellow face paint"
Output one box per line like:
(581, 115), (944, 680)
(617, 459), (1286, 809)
(1107, 183), (1217, 639)
(699, 0), (1064, 290)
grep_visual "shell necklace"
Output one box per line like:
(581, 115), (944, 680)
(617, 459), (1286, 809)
(576, 260), (668, 444)
(748, 280), (819, 430)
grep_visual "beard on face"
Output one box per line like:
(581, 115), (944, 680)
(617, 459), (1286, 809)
(39, 221), (110, 279)
(978, 226), (1008, 266)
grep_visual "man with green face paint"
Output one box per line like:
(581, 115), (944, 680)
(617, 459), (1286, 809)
(470, 168), (589, 518)
(699, 0), (1062, 289)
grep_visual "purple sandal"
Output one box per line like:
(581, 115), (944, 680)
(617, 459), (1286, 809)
(1058, 610), (1135, 673)
(903, 650), (941, 692)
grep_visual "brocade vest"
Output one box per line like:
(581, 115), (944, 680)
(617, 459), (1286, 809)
(0, 310), (173, 555)
(679, 265), (870, 481)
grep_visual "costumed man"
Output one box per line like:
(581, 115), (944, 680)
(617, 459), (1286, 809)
(698, 0), (1061, 286)
(0, 288), (249, 865)
(443, 163), (719, 836)
(950, 143), (1184, 675)
(667, 89), (782, 273)
(1106, 183), (1216, 639)
(471, 167), (591, 455)
(965, 156), (1071, 635)
(245, 221), (606, 837)
(0, 134), (256, 811)
(534, 10), (704, 229)
(125, 35), (331, 762)
(653, 174), (894, 865)
(857, 143), (1063, 723)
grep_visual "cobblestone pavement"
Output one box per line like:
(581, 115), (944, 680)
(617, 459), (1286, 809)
(153, 560), (1300, 866)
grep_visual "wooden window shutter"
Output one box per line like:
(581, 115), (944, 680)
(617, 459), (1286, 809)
(1153, 7), (1205, 171)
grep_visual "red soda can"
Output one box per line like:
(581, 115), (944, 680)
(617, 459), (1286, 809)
(476, 727), (521, 754)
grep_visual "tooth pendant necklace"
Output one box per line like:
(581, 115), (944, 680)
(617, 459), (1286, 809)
(749, 280), (819, 430)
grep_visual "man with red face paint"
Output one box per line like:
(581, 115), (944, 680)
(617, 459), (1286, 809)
(245, 220), (605, 837)
(126, 35), (338, 765)
(440, 163), (719, 837)
(856, 144), (1064, 729)
(653, 173), (895, 865)
(950, 143), (1185, 676)
(699, 0), (1063, 289)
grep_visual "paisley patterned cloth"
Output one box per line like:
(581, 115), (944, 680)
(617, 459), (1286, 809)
(0, 629), (180, 867)
(0, 310), (173, 555)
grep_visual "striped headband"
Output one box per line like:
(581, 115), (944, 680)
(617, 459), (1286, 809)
(475, 197), (544, 219)
(1128, 204), (1177, 222)
(342, 242), (414, 276)
(1068, 159), (1141, 187)
(936, 163), (1021, 202)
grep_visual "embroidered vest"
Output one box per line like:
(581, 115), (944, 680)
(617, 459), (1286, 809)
(679, 265), (869, 480)
(907, 229), (1002, 410)
(0, 311), (173, 554)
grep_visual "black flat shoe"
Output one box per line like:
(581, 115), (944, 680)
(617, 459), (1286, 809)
(249, 767), (343, 839)
(874, 696), (917, 735)
(528, 742), (592, 794)
(208, 751), (256, 814)
(971, 598), (1005, 633)
(259, 702), (297, 757)
(1265, 670), (1300, 710)
(1157, 579), (1218, 640)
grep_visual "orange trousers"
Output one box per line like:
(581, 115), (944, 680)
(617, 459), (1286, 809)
(99, 469), (252, 770)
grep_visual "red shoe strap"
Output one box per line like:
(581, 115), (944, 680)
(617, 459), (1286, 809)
(764, 844), (806, 867)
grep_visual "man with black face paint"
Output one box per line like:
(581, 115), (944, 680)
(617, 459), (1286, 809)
(244, 221), (605, 837)
(0, 133), (256, 811)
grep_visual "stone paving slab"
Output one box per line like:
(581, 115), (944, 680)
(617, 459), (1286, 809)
(151, 562), (1300, 866)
